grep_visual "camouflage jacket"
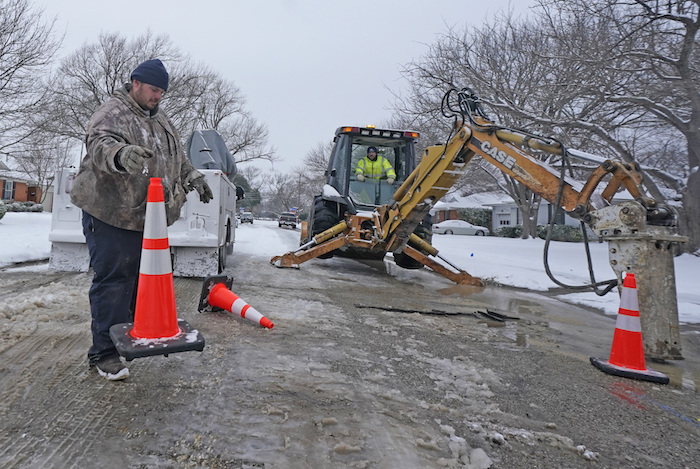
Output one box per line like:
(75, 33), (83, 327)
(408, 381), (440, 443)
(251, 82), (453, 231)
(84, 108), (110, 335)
(71, 84), (197, 231)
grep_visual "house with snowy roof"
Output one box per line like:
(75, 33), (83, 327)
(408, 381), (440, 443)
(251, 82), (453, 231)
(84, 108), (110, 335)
(431, 191), (504, 223)
(432, 190), (585, 233)
(0, 161), (42, 204)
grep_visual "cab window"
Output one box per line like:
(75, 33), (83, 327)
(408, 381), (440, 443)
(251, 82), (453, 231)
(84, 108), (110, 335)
(350, 142), (406, 181)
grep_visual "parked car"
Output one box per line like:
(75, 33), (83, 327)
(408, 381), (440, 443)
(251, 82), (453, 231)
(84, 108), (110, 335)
(432, 219), (490, 236)
(240, 212), (254, 224)
(278, 212), (298, 229)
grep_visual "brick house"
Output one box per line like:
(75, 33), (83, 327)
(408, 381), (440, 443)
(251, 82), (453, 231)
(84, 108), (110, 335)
(0, 161), (42, 203)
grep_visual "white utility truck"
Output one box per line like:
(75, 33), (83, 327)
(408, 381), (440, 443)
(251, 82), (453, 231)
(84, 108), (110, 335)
(49, 129), (240, 278)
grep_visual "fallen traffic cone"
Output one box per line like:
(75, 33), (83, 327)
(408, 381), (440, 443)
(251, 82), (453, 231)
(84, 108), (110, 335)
(109, 178), (205, 361)
(590, 273), (669, 384)
(198, 275), (274, 328)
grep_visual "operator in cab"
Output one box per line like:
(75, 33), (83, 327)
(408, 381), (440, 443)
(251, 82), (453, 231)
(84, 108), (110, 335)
(355, 146), (396, 184)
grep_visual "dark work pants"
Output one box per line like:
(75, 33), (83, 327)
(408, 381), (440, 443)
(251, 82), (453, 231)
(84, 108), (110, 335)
(82, 212), (143, 364)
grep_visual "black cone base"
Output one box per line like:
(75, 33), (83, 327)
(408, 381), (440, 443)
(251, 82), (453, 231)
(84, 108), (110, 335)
(110, 319), (205, 361)
(198, 275), (233, 312)
(590, 357), (669, 385)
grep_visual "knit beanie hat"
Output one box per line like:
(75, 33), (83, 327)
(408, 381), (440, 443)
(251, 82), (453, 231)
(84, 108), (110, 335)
(130, 59), (169, 91)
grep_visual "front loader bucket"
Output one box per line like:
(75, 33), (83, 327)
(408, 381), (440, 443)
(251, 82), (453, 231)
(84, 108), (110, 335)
(270, 254), (301, 269)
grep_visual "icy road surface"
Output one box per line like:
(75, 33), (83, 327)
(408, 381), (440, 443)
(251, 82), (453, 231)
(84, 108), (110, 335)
(0, 219), (698, 468)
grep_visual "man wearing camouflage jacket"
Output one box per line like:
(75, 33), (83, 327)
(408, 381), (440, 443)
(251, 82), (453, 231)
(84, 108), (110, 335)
(71, 58), (213, 381)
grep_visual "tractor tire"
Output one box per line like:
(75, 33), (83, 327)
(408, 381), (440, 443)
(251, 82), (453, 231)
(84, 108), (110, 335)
(394, 214), (433, 269)
(310, 199), (341, 259)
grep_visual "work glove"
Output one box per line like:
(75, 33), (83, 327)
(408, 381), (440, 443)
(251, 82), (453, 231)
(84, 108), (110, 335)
(184, 171), (214, 203)
(117, 145), (154, 174)
(387, 178), (395, 185)
(357, 174), (365, 182)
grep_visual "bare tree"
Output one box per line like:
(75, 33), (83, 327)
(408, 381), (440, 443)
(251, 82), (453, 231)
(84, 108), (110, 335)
(0, 0), (61, 153)
(394, 13), (565, 238)
(296, 141), (331, 178)
(385, 113), (501, 197)
(41, 31), (179, 141)
(540, 0), (700, 252)
(238, 165), (268, 191)
(218, 117), (277, 165)
(254, 140), (332, 218)
(288, 140), (333, 218)
(395, 2), (698, 247)
(10, 132), (76, 204)
(263, 172), (300, 215)
(166, 62), (278, 166)
(41, 30), (277, 167)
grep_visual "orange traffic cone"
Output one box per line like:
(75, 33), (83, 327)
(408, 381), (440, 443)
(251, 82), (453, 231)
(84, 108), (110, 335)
(198, 275), (274, 328)
(590, 273), (669, 384)
(109, 178), (205, 360)
(132, 177), (178, 339)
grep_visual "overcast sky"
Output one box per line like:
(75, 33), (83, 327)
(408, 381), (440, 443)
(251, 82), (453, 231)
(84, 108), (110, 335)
(38, 0), (535, 173)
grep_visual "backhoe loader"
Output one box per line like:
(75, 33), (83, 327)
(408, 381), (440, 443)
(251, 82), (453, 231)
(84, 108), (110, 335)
(271, 88), (686, 360)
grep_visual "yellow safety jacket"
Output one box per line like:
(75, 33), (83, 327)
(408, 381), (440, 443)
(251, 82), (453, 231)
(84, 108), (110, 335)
(355, 156), (396, 180)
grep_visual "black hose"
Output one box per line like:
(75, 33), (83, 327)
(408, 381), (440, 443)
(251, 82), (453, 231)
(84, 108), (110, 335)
(541, 142), (618, 294)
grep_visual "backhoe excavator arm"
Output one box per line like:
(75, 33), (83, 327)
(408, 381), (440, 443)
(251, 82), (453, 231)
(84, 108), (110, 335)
(381, 114), (670, 255)
(272, 88), (685, 360)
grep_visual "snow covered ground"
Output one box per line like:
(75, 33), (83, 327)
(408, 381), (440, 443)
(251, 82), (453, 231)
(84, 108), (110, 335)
(1, 211), (699, 468)
(1, 211), (698, 323)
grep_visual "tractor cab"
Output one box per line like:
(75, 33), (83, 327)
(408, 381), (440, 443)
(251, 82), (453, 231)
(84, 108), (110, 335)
(326, 126), (419, 210)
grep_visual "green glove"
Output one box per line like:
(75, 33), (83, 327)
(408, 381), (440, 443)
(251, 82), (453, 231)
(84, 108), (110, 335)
(185, 171), (214, 203)
(117, 145), (154, 174)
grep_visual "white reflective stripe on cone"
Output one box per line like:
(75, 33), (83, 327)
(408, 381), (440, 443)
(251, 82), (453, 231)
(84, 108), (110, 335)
(143, 201), (168, 239)
(231, 298), (264, 322)
(231, 298), (247, 316)
(619, 286), (639, 311)
(615, 313), (642, 333)
(140, 248), (172, 275)
(243, 307), (264, 323)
